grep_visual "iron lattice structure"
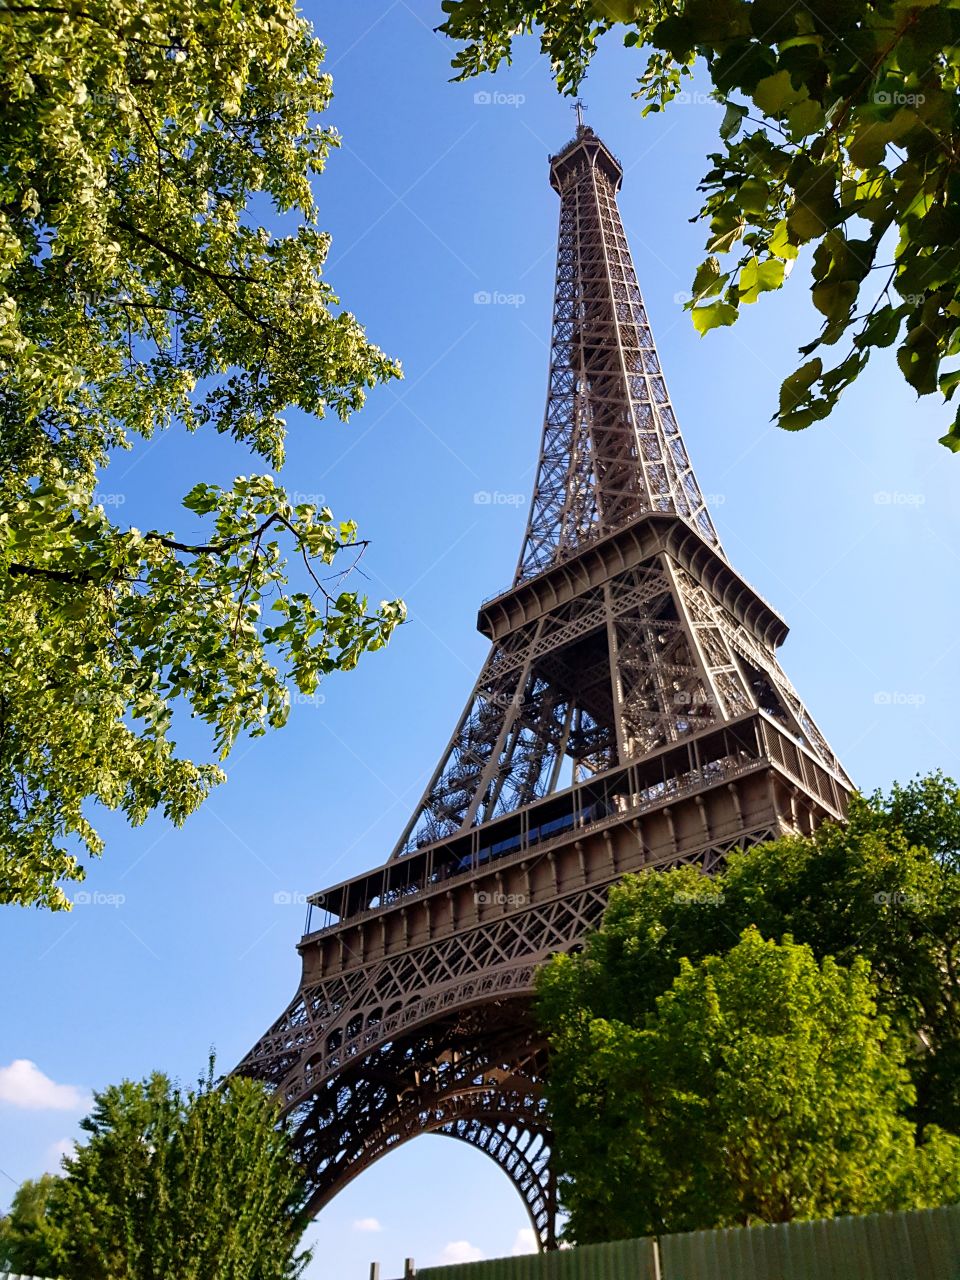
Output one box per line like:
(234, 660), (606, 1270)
(239, 126), (852, 1251)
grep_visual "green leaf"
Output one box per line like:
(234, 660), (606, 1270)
(720, 101), (748, 140)
(847, 119), (897, 169)
(786, 98), (825, 138)
(739, 257), (785, 303)
(898, 335), (939, 396)
(811, 279), (858, 322)
(856, 305), (904, 350)
(752, 69), (809, 115)
(769, 219), (799, 261)
(691, 255), (727, 302)
(780, 357), (823, 413)
(691, 300), (739, 334)
(738, 178), (770, 215)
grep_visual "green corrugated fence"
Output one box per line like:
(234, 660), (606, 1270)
(416, 1236), (659, 1280)
(399, 1202), (960, 1280)
(659, 1203), (960, 1280)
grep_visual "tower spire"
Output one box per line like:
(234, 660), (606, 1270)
(520, 124), (721, 585)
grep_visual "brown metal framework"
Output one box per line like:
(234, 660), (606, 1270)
(238, 125), (852, 1251)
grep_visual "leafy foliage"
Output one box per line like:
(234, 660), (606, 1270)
(0, 0), (405, 909)
(439, 0), (960, 449)
(536, 774), (960, 1240)
(541, 930), (960, 1239)
(0, 1173), (61, 1275)
(10, 1063), (311, 1280)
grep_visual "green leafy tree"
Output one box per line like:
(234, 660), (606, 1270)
(0, 1172), (63, 1275)
(0, 0), (405, 910)
(539, 928), (960, 1242)
(32, 1063), (311, 1280)
(440, 0), (960, 449)
(538, 773), (960, 1132)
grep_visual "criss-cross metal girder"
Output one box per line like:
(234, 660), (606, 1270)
(238, 125), (853, 1252)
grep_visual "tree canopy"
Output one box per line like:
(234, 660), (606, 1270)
(0, 0), (405, 910)
(440, 0), (960, 450)
(1, 1064), (311, 1280)
(0, 1173), (60, 1275)
(536, 773), (960, 1241)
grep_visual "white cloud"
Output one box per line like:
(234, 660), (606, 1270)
(0, 1060), (89, 1111)
(511, 1228), (537, 1256)
(45, 1138), (75, 1172)
(440, 1242), (484, 1265)
(352, 1217), (382, 1233)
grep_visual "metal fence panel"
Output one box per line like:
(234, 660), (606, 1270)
(659, 1203), (960, 1280)
(416, 1236), (659, 1280)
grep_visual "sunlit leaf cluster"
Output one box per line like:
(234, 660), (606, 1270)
(0, 0), (404, 908)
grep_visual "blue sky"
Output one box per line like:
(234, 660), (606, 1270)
(2, 3), (959, 1278)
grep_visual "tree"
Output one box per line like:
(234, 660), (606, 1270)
(539, 928), (960, 1242)
(538, 773), (960, 1132)
(0, 0), (405, 910)
(0, 1173), (62, 1275)
(25, 1063), (311, 1280)
(439, 0), (960, 450)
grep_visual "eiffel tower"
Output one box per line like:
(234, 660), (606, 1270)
(239, 123), (852, 1251)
